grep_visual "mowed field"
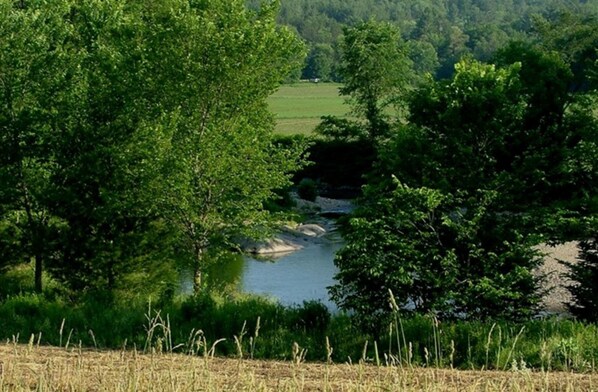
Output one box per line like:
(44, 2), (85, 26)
(2, 344), (598, 391)
(268, 83), (349, 135)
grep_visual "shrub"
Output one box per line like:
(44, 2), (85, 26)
(330, 180), (544, 325)
(289, 301), (331, 332)
(565, 237), (598, 322)
(297, 178), (318, 201)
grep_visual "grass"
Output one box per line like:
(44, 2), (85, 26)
(2, 344), (598, 391)
(1, 289), (598, 390)
(1, 291), (598, 372)
(267, 83), (349, 135)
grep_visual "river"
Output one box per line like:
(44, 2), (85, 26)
(180, 223), (344, 310)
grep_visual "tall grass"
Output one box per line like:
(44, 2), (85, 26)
(0, 291), (597, 372)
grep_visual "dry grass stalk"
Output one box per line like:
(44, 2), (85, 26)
(1, 343), (597, 391)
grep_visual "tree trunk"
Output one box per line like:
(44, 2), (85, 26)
(34, 253), (43, 293)
(193, 268), (202, 294)
(193, 245), (205, 294)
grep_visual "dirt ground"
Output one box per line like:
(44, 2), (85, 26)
(535, 241), (580, 315)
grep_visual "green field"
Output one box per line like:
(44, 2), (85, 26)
(267, 83), (349, 135)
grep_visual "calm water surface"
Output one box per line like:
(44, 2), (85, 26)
(240, 241), (342, 309)
(181, 232), (343, 310)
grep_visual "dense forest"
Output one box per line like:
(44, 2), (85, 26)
(247, 0), (598, 80)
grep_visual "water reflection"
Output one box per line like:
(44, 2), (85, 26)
(181, 239), (342, 310)
(240, 241), (342, 310)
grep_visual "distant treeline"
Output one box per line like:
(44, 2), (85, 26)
(246, 0), (598, 80)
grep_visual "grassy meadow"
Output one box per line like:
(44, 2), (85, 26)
(267, 83), (349, 134)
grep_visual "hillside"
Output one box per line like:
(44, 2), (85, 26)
(259, 0), (598, 80)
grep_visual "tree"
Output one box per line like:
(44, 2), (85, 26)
(407, 40), (439, 78)
(0, 1), (76, 292)
(147, 0), (306, 292)
(333, 56), (596, 322)
(531, 11), (598, 93)
(394, 55), (595, 219)
(303, 44), (335, 81)
(404, 59), (525, 195)
(338, 20), (412, 140)
(493, 41), (598, 231)
(330, 179), (543, 324)
(564, 237), (598, 322)
(0, 0), (306, 296)
(37, 0), (178, 294)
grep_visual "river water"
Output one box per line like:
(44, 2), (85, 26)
(181, 228), (343, 310)
(239, 240), (342, 309)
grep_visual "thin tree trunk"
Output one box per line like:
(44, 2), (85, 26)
(34, 253), (43, 293)
(193, 268), (202, 294)
(193, 246), (205, 294)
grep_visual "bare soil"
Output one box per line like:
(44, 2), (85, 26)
(535, 241), (579, 315)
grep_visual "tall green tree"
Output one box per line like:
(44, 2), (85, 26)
(564, 237), (598, 322)
(338, 20), (412, 140)
(144, 0), (306, 292)
(532, 12), (598, 93)
(330, 180), (543, 323)
(403, 60), (525, 195)
(0, 0), (305, 296)
(492, 40), (598, 233)
(334, 56), (596, 322)
(0, 1), (77, 292)
(38, 0), (176, 294)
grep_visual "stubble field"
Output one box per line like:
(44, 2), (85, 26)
(1, 343), (597, 391)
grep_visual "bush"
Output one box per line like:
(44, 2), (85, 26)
(288, 301), (331, 332)
(295, 138), (375, 189)
(330, 180), (544, 325)
(297, 178), (318, 201)
(565, 237), (598, 322)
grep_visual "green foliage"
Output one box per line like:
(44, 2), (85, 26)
(330, 180), (543, 324)
(303, 44), (336, 81)
(297, 178), (318, 202)
(0, 0), (306, 295)
(336, 30), (597, 325)
(1, 291), (598, 370)
(395, 56), (597, 222)
(406, 59), (526, 194)
(564, 238), (598, 322)
(531, 11), (598, 93)
(314, 115), (367, 142)
(339, 20), (412, 139)
(146, 0), (306, 291)
(0, 0), (76, 291)
(0, 218), (23, 272)
(275, 0), (598, 82)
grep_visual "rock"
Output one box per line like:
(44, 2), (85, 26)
(283, 223), (327, 238)
(296, 224), (327, 237)
(242, 236), (303, 255)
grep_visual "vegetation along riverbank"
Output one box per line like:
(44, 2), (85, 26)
(1, 0), (597, 389)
